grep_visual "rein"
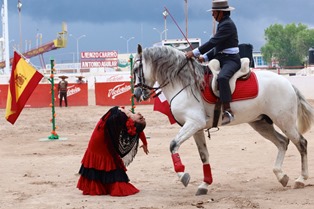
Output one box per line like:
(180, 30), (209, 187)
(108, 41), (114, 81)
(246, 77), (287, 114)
(134, 55), (191, 99)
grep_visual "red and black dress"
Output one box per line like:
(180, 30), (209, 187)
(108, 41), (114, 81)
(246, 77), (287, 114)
(77, 106), (147, 196)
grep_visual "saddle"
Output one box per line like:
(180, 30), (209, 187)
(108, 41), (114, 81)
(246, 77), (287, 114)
(202, 58), (258, 104)
(202, 57), (258, 129)
(209, 57), (251, 97)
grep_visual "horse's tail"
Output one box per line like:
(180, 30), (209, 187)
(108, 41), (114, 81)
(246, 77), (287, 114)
(293, 85), (314, 134)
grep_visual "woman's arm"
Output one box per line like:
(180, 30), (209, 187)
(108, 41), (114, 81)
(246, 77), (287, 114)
(139, 132), (149, 154)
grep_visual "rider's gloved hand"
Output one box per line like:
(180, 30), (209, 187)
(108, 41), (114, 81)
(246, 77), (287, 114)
(197, 56), (205, 63)
(185, 51), (194, 59)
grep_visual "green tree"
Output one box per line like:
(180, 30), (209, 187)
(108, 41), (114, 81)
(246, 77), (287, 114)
(261, 23), (314, 67)
(294, 29), (314, 64)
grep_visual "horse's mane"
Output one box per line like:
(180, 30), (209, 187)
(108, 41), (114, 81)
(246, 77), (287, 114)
(143, 46), (206, 90)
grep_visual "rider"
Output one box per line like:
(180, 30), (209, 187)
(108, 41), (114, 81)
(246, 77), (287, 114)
(185, 0), (241, 125)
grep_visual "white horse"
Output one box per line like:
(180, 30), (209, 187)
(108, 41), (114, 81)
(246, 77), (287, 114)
(132, 44), (314, 196)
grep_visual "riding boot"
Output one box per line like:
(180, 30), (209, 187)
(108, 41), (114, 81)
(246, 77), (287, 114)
(221, 102), (234, 125)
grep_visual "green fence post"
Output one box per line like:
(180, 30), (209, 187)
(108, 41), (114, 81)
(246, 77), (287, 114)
(48, 59), (59, 139)
(129, 54), (135, 113)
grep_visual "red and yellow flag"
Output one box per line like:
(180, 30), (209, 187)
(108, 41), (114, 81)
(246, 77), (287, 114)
(5, 52), (43, 124)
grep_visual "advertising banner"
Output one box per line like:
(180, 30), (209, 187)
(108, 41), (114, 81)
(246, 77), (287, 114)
(95, 81), (154, 106)
(81, 51), (118, 68)
(0, 70), (156, 108)
(0, 83), (88, 108)
(94, 72), (154, 106)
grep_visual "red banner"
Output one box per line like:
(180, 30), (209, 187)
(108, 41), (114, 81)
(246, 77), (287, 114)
(0, 84), (9, 108)
(1, 81), (154, 108)
(60, 83), (88, 107)
(0, 83), (88, 108)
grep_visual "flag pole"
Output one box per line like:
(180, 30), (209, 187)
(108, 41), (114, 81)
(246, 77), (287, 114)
(3, 0), (10, 74)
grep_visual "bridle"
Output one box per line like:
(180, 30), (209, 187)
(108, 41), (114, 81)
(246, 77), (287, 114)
(133, 54), (192, 99)
(133, 54), (182, 99)
(133, 54), (153, 90)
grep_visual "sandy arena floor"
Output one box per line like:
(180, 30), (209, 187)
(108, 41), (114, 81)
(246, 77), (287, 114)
(1, 96), (314, 209)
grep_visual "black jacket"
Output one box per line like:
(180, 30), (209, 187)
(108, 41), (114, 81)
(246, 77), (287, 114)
(199, 16), (239, 59)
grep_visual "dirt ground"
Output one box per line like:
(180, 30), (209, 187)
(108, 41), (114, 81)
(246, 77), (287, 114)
(1, 93), (314, 209)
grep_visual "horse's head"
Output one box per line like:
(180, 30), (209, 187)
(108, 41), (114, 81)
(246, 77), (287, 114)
(133, 44), (206, 102)
(132, 44), (155, 102)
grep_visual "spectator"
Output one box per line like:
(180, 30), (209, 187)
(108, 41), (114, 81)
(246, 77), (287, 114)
(58, 75), (68, 107)
(76, 76), (85, 83)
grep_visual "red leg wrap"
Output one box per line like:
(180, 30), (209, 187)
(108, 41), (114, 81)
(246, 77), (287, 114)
(171, 153), (185, 172)
(203, 164), (213, 184)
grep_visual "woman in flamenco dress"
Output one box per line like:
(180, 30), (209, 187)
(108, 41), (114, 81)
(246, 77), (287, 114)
(77, 106), (148, 196)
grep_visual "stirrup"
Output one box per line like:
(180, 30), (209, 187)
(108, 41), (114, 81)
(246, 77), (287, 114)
(221, 110), (234, 125)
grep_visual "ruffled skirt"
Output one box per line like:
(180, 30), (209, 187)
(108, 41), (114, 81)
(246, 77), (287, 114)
(77, 149), (139, 196)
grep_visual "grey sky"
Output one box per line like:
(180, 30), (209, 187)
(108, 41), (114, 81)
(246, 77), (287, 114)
(3, 0), (314, 65)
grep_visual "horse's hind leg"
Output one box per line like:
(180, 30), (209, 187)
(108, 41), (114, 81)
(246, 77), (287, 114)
(279, 126), (308, 188)
(249, 118), (290, 187)
(193, 130), (212, 196)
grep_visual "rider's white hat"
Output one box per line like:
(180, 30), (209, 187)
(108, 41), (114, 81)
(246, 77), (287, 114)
(207, 0), (235, 11)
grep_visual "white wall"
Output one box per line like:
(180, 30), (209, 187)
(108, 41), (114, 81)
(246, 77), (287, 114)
(286, 76), (314, 100)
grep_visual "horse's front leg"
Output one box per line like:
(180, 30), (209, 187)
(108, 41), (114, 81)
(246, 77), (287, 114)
(193, 130), (212, 196)
(170, 120), (205, 188)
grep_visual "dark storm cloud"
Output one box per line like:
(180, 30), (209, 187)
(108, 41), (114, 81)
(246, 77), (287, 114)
(8, 0), (187, 24)
(8, 0), (314, 26)
(4, 0), (314, 63)
(231, 0), (314, 25)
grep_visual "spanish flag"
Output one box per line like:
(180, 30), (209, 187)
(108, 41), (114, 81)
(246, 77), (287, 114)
(5, 52), (43, 124)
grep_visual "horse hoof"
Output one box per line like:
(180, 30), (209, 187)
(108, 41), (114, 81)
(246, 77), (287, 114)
(195, 188), (208, 196)
(180, 173), (190, 187)
(279, 174), (289, 187)
(293, 181), (305, 189)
